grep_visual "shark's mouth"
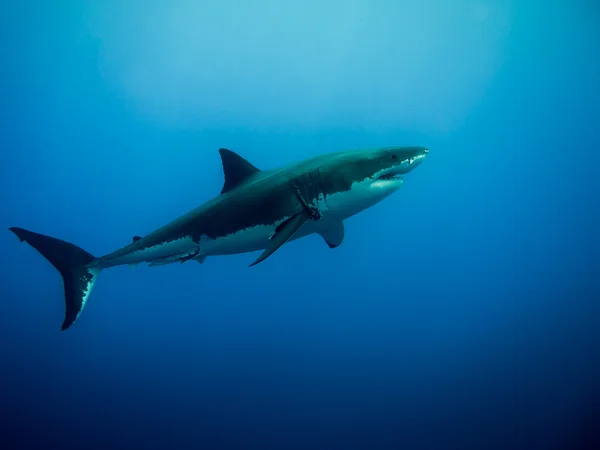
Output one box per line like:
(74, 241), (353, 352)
(376, 173), (402, 181)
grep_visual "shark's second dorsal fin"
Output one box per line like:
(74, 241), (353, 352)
(219, 148), (261, 194)
(132, 236), (142, 243)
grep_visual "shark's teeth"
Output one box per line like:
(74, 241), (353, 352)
(409, 154), (425, 165)
(378, 173), (401, 181)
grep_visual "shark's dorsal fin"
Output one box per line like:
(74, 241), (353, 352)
(219, 148), (261, 194)
(132, 236), (142, 243)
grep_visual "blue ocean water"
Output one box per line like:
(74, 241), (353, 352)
(1, 1), (598, 449)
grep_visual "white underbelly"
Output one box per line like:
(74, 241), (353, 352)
(202, 193), (331, 257)
(201, 222), (282, 256)
(200, 215), (328, 257)
(104, 236), (199, 267)
(125, 195), (335, 264)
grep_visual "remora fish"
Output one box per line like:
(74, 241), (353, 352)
(9, 146), (428, 330)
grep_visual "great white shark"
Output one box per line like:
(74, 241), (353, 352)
(9, 146), (428, 330)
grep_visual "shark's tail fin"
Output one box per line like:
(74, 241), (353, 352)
(9, 227), (102, 331)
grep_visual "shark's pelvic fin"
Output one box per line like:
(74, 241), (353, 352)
(8, 227), (101, 331)
(319, 221), (345, 248)
(219, 148), (261, 194)
(249, 213), (310, 267)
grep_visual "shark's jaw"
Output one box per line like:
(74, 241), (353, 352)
(370, 175), (404, 190)
(324, 148), (427, 218)
(369, 151), (427, 189)
(374, 151), (427, 179)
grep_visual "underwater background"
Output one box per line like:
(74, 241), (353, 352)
(1, 1), (599, 449)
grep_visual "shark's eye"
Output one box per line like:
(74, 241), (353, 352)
(391, 154), (397, 160)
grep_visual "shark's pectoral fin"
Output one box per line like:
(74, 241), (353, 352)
(249, 213), (310, 267)
(319, 221), (345, 248)
(194, 254), (207, 264)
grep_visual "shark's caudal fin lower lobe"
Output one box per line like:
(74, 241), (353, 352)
(9, 227), (101, 331)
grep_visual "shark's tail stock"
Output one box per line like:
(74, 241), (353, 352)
(9, 227), (102, 331)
